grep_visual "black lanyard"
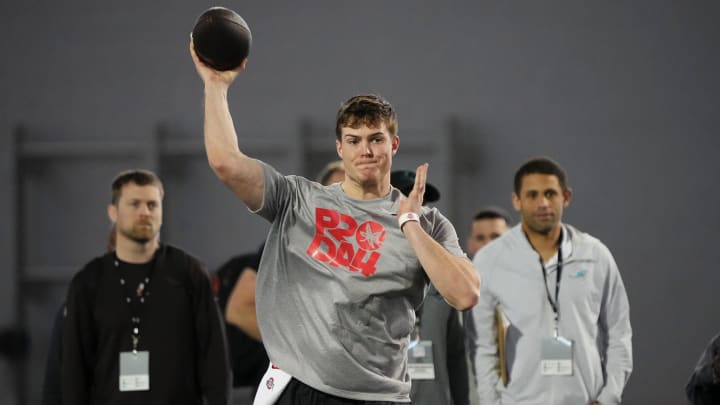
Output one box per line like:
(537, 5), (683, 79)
(540, 246), (563, 334)
(115, 256), (155, 353)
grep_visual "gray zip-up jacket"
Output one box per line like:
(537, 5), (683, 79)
(469, 224), (632, 405)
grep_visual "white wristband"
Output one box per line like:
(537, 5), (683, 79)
(398, 212), (420, 231)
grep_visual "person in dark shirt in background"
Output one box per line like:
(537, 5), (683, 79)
(42, 227), (120, 405)
(61, 169), (230, 405)
(213, 244), (267, 394)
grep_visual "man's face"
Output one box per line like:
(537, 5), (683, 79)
(336, 122), (399, 188)
(467, 218), (509, 258)
(108, 183), (163, 244)
(512, 173), (571, 235)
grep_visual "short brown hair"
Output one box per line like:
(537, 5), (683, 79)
(513, 157), (568, 195)
(335, 94), (398, 140)
(111, 169), (164, 205)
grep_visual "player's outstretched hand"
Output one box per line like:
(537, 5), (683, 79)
(398, 163), (428, 218)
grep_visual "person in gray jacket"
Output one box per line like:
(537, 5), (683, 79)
(470, 157), (632, 405)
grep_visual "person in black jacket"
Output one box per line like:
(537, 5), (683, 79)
(212, 244), (268, 391)
(686, 332), (720, 405)
(43, 229), (116, 405)
(61, 169), (230, 405)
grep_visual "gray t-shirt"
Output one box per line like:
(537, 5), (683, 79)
(254, 162), (465, 402)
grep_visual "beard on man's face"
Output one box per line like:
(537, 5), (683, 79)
(118, 223), (157, 244)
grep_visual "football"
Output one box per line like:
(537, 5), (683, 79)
(192, 7), (252, 71)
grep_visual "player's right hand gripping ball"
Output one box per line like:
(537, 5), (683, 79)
(192, 7), (252, 71)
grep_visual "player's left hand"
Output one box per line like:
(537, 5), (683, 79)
(398, 163), (428, 217)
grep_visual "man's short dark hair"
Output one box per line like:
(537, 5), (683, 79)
(335, 94), (398, 140)
(111, 169), (164, 205)
(473, 207), (511, 225)
(513, 157), (568, 195)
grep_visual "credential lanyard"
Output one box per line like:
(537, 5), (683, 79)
(115, 256), (155, 353)
(540, 246), (563, 337)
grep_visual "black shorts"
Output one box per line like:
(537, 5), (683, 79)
(275, 378), (409, 405)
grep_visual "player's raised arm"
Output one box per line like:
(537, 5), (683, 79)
(190, 36), (264, 211)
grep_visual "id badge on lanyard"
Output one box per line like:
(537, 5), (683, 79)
(541, 335), (573, 376)
(539, 244), (574, 376)
(119, 351), (150, 391)
(408, 340), (435, 380)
